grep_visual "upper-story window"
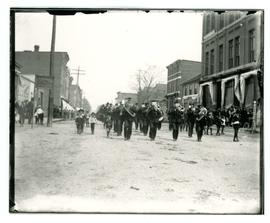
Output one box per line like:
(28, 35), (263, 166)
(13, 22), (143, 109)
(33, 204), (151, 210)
(205, 52), (209, 75)
(248, 29), (255, 62)
(219, 13), (225, 30)
(229, 12), (234, 24)
(211, 13), (215, 31)
(218, 44), (224, 72)
(206, 14), (211, 34)
(189, 85), (192, 95)
(234, 36), (240, 67)
(228, 39), (234, 69)
(184, 86), (188, 96)
(210, 49), (215, 74)
(194, 85), (197, 94)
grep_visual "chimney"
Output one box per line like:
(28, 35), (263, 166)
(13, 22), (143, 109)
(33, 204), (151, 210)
(34, 45), (40, 52)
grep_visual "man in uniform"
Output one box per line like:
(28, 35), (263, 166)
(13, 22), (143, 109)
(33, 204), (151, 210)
(121, 97), (136, 140)
(168, 98), (183, 141)
(142, 102), (150, 136)
(146, 100), (163, 141)
(195, 104), (207, 142)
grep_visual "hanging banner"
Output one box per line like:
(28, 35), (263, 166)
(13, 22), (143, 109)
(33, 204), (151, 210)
(221, 75), (240, 108)
(199, 81), (213, 104)
(239, 69), (258, 105)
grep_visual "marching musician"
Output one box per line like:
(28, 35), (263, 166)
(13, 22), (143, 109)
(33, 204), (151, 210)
(168, 98), (184, 141)
(121, 97), (136, 140)
(146, 100), (164, 141)
(142, 102), (150, 136)
(195, 104), (207, 142)
(186, 104), (196, 137)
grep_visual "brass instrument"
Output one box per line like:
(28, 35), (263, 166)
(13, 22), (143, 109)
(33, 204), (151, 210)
(123, 104), (136, 117)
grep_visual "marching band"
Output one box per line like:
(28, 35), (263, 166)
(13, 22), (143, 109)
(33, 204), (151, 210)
(76, 97), (243, 143)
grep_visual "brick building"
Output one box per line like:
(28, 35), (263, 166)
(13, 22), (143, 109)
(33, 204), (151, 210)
(200, 11), (263, 109)
(182, 74), (201, 108)
(69, 84), (83, 109)
(15, 45), (71, 114)
(166, 60), (201, 109)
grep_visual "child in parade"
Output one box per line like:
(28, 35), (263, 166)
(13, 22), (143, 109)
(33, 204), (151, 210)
(105, 115), (113, 138)
(89, 112), (97, 134)
(75, 109), (85, 134)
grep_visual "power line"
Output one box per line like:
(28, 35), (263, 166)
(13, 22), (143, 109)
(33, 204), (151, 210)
(71, 66), (86, 86)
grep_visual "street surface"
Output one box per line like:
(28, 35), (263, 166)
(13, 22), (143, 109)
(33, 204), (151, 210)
(14, 121), (261, 213)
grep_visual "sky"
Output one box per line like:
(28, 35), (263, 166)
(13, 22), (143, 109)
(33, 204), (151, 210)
(15, 11), (203, 111)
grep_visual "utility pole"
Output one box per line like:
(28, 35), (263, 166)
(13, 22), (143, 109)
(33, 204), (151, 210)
(71, 67), (86, 108)
(47, 15), (56, 127)
(71, 66), (86, 86)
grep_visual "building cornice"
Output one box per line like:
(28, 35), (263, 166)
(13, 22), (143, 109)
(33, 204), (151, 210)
(200, 62), (258, 83)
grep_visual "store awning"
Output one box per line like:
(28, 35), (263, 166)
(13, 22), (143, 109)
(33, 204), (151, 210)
(61, 98), (75, 111)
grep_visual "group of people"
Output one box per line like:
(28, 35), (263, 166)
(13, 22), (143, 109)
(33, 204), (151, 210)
(15, 99), (45, 126)
(75, 110), (97, 135)
(96, 98), (164, 140)
(167, 99), (242, 142)
(74, 97), (252, 143)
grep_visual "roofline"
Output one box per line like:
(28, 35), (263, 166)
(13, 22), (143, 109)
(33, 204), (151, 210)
(166, 59), (201, 68)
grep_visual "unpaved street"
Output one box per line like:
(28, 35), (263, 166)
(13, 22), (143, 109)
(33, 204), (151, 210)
(14, 121), (261, 213)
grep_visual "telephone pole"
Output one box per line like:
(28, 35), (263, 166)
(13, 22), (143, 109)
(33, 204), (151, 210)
(71, 66), (86, 86)
(71, 67), (86, 108)
(47, 15), (56, 127)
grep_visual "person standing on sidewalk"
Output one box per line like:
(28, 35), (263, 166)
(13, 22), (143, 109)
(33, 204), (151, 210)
(36, 105), (44, 125)
(89, 112), (97, 134)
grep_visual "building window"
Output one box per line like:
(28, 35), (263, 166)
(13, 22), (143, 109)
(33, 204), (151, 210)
(185, 86), (187, 96)
(228, 39), (234, 68)
(229, 13), (234, 24)
(206, 14), (211, 34)
(218, 44), (224, 72)
(211, 13), (215, 31)
(210, 49), (215, 74)
(219, 13), (225, 30)
(205, 52), (209, 75)
(189, 86), (192, 95)
(194, 86), (197, 94)
(234, 36), (240, 67)
(249, 29), (255, 62)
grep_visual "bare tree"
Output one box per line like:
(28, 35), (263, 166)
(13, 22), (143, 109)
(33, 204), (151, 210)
(130, 65), (166, 104)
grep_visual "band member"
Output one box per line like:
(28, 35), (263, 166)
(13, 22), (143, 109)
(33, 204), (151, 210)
(146, 100), (164, 141)
(168, 99), (183, 141)
(195, 104), (207, 142)
(186, 104), (196, 137)
(121, 97), (136, 140)
(142, 103), (150, 136)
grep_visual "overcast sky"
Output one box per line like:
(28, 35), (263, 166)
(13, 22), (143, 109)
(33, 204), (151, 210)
(15, 11), (203, 111)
